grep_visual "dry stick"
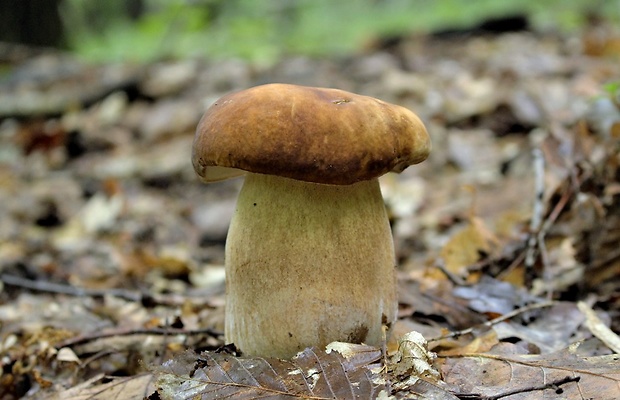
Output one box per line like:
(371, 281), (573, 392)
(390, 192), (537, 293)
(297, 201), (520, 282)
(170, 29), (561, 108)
(536, 184), (574, 298)
(577, 301), (620, 354)
(496, 248), (526, 281)
(75, 350), (117, 375)
(380, 324), (392, 395)
(456, 375), (580, 400)
(1, 273), (141, 302)
(427, 300), (556, 342)
(0, 273), (213, 308)
(435, 259), (469, 286)
(525, 146), (582, 299)
(525, 147), (546, 269)
(55, 326), (223, 349)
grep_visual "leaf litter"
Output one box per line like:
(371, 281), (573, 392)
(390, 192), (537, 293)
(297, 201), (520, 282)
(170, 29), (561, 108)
(1, 16), (620, 400)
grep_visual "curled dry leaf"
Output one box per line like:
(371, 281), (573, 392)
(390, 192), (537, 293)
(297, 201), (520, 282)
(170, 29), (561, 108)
(389, 331), (439, 383)
(55, 347), (81, 364)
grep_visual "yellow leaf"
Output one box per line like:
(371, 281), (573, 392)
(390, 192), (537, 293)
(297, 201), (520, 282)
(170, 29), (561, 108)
(440, 217), (498, 276)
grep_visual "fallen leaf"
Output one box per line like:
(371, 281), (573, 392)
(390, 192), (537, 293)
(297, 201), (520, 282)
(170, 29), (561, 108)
(389, 331), (440, 383)
(441, 343), (620, 399)
(437, 330), (499, 357)
(440, 217), (499, 277)
(452, 276), (538, 316)
(156, 341), (456, 400)
(45, 373), (156, 400)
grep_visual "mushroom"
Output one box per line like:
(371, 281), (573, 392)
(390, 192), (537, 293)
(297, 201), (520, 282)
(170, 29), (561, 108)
(192, 83), (430, 359)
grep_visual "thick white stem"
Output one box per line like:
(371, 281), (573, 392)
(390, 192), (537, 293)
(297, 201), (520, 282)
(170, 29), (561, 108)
(225, 173), (397, 358)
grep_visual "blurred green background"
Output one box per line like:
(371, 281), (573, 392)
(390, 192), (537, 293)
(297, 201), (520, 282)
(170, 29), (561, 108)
(2, 0), (619, 64)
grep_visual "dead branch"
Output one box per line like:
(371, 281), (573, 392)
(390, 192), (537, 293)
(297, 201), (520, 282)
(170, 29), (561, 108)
(1, 273), (141, 301)
(55, 326), (223, 349)
(0, 273), (215, 308)
(454, 375), (580, 400)
(428, 300), (556, 342)
(525, 147), (545, 269)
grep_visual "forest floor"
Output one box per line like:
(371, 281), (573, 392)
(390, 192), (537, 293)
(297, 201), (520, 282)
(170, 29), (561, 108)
(0, 18), (619, 399)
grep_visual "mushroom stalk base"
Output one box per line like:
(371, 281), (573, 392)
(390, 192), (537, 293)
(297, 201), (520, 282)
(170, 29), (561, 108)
(225, 173), (397, 359)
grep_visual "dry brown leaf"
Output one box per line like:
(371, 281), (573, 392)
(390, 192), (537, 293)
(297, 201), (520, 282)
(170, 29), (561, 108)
(155, 342), (457, 400)
(441, 343), (620, 399)
(156, 347), (383, 399)
(440, 217), (499, 277)
(437, 330), (499, 357)
(45, 373), (156, 400)
(452, 276), (539, 316)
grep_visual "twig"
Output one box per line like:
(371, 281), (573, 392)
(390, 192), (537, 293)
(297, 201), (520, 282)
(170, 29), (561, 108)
(427, 300), (556, 342)
(536, 184), (573, 299)
(524, 146), (581, 299)
(0, 273), (215, 308)
(1, 273), (141, 302)
(55, 326), (223, 349)
(496, 249), (525, 281)
(434, 259), (469, 286)
(577, 301), (620, 354)
(525, 147), (545, 269)
(541, 182), (573, 232)
(455, 375), (580, 400)
(75, 350), (116, 375)
(380, 324), (392, 395)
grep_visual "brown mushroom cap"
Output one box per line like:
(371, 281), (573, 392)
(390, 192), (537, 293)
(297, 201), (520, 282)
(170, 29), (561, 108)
(192, 83), (430, 185)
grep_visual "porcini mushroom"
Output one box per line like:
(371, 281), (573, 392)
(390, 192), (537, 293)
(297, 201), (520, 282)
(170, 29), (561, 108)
(192, 83), (430, 359)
